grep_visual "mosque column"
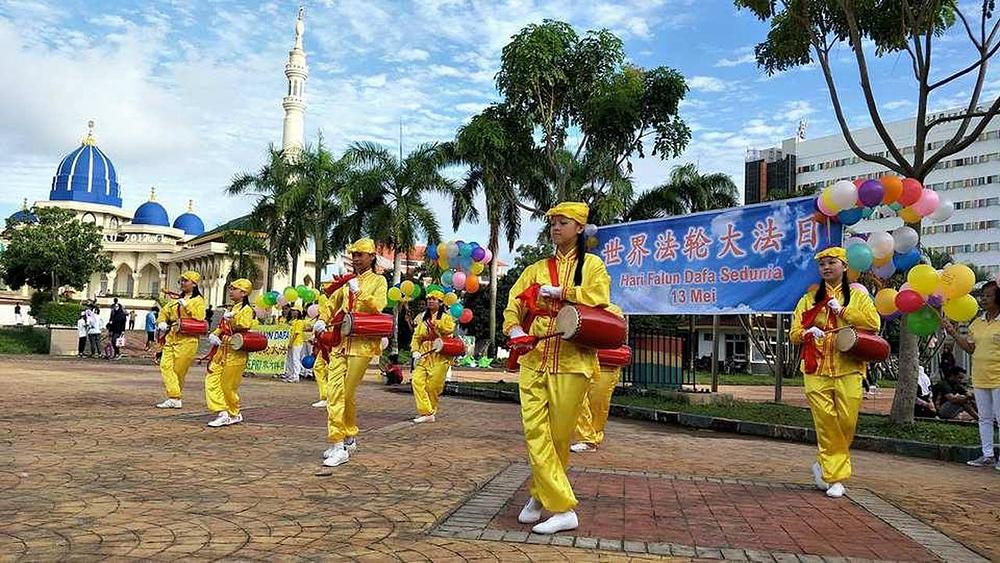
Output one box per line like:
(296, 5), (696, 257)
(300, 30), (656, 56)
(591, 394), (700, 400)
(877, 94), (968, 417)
(131, 272), (140, 298)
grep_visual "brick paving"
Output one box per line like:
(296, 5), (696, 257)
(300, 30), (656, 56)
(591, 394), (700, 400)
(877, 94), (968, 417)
(2, 355), (997, 561)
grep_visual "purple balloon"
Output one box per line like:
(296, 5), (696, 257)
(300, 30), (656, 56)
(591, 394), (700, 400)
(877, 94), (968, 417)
(927, 294), (944, 308)
(858, 179), (885, 208)
(885, 311), (903, 322)
(471, 246), (486, 261)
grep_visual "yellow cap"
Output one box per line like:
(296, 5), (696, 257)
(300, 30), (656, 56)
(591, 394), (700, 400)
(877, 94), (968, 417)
(814, 247), (847, 263)
(180, 271), (201, 284)
(545, 201), (589, 225)
(230, 278), (253, 294)
(426, 290), (445, 301)
(347, 238), (376, 254)
(291, 303), (304, 312)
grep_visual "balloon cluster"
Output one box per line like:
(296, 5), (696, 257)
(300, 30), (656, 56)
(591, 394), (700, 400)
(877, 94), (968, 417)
(427, 240), (491, 294)
(816, 177), (953, 280)
(254, 285), (320, 320)
(387, 279), (423, 307)
(873, 263), (979, 336)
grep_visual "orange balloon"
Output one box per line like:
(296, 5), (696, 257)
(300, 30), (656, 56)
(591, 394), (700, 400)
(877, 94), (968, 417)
(848, 269), (861, 282)
(880, 175), (903, 204)
(465, 275), (480, 293)
(899, 206), (922, 224)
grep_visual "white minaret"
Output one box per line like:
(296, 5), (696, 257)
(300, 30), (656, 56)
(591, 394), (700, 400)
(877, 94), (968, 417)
(281, 7), (308, 153)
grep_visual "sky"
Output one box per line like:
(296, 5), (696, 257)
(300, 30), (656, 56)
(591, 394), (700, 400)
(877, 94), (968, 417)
(0, 0), (992, 261)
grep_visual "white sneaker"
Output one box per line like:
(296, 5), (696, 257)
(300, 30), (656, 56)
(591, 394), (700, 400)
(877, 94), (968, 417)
(826, 482), (845, 498)
(532, 510), (578, 534)
(570, 442), (595, 453)
(413, 414), (436, 423)
(966, 454), (996, 467)
(322, 444), (349, 467)
(345, 437), (358, 453)
(227, 413), (243, 425)
(811, 462), (829, 491)
(322, 446), (339, 459)
(517, 497), (543, 524)
(155, 398), (182, 409)
(208, 412), (232, 427)
(311, 400), (328, 408)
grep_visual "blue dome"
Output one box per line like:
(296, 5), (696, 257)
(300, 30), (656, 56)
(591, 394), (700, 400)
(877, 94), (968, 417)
(173, 212), (205, 236)
(133, 200), (170, 226)
(50, 131), (122, 207)
(7, 209), (37, 225)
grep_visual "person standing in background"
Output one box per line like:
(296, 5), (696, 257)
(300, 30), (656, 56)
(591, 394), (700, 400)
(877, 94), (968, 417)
(14, 303), (23, 325)
(86, 306), (102, 357)
(77, 313), (88, 357)
(206, 304), (215, 328)
(145, 307), (159, 351)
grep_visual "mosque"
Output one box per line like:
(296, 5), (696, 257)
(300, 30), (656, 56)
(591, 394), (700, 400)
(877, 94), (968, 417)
(3, 9), (317, 311)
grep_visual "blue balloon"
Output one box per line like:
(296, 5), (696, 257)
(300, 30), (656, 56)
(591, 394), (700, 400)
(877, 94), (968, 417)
(838, 208), (864, 225)
(893, 248), (921, 273)
(449, 303), (463, 318)
(872, 260), (896, 279)
(301, 355), (316, 369)
(426, 243), (438, 260)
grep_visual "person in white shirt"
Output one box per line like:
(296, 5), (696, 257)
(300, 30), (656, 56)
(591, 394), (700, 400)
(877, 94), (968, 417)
(86, 307), (102, 357)
(76, 313), (88, 357)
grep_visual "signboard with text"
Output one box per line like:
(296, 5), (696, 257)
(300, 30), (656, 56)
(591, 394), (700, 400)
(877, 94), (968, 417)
(596, 197), (842, 315)
(246, 324), (290, 375)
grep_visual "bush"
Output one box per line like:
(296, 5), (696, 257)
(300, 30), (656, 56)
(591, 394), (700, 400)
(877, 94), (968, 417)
(0, 327), (50, 354)
(37, 301), (84, 326)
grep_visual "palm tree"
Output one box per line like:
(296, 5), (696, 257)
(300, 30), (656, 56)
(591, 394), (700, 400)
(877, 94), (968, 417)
(636, 163), (738, 218)
(227, 146), (299, 291)
(342, 141), (453, 351)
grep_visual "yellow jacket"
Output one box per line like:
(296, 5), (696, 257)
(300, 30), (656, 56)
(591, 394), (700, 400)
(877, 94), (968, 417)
(503, 248), (611, 377)
(790, 283), (880, 377)
(410, 310), (457, 366)
(329, 270), (388, 358)
(212, 302), (256, 335)
(289, 318), (308, 347)
(157, 293), (207, 344)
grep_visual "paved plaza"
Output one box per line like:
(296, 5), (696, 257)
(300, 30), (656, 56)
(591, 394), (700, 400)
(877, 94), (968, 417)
(2, 356), (997, 561)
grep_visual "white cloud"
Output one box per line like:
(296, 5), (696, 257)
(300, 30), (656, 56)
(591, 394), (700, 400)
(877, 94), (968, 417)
(715, 46), (757, 68)
(883, 99), (913, 110)
(392, 48), (430, 62)
(775, 100), (816, 121)
(687, 75), (732, 92)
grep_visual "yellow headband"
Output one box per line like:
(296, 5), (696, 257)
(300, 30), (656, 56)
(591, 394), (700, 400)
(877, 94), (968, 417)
(426, 290), (445, 301)
(347, 238), (376, 254)
(814, 247), (847, 263)
(229, 278), (252, 294)
(180, 271), (201, 284)
(545, 201), (589, 226)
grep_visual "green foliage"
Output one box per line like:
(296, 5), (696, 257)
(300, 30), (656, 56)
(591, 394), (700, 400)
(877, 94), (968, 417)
(1, 207), (112, 298)
(0, 327), (49, 354)
(223, 230), (266, 285)
(619, 163), (739, 224)
(37, 301), (84, 326)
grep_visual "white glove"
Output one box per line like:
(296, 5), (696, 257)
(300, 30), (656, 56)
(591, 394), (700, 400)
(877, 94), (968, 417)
(177, 298), (186, 306)
(380, 337), (389, 350)
(509, 326), (528, 339)
(411, 351), (421, 362)
(157, 322), (168, 332)
(805, 327), (825, 340)
(347, 278), (360, 293)
(313, 320), (326, 333)
(827, 298), (843, 314)
(223, 310), (234, 319)
(539, 285), (561, 299)
(208, 334), (222, 347)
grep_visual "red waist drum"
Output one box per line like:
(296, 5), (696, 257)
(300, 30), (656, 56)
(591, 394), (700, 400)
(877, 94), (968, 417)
(598, 345), (632, 367)
(230, 331), (268, 352)
(177, 318), (208, 336)
(432, 337), (466, 357)
(554, 305), (627, 349)
(316, 329), (342, 349)
(341, 313), (394, 338)
(835, 327), (890, 363)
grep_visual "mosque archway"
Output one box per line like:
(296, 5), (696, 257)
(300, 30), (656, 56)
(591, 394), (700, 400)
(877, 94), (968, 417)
(113, 264), (134, 296)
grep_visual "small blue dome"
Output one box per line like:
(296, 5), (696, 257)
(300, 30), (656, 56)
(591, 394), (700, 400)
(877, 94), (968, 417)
(7, 209), (38, 225)
(49, 124), (122, 207)
(173, 212), (205, 236)
(133, 197), (170, 227)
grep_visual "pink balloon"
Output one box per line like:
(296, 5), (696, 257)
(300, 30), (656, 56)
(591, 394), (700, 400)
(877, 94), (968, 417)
(452, 271), (467, 289)
(307, 304), (320, 318)
(900, 282), (911, 291)
(481, 248), (493, 263)
(849, 282), (870, 297)
(912, 189), (940, 217)
(277, 296), (288, 306)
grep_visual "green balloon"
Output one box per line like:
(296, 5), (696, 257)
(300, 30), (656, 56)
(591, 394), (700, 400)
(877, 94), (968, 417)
(906, 305), (940, 337)
(411, 284), (423, 299)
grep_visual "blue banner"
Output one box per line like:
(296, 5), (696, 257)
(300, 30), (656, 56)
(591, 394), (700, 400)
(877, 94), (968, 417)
(596, 197), (842, 315)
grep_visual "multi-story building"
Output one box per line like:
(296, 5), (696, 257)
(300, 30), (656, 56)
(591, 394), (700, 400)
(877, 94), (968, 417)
(747, 109), (1000, 277)
(743, 143), (797, 204)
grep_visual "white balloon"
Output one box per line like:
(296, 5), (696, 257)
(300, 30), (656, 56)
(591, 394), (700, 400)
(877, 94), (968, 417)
(929, 199), (954, 223)
(892, 226), (919, 253)
(845, 236), (867, 248)
(868, 231), (895, 259)
(830, 180), (858, 210)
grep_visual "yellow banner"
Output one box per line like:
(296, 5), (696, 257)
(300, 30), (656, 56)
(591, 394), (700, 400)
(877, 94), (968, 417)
(246, 324), (289, 375)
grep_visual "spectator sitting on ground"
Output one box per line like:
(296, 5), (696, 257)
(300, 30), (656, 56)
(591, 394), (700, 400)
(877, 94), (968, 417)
(382, 353), (403, 385)
(939, 342), (957, 376)
(933, 366), (978, 420)
(914, 366), (936, 418)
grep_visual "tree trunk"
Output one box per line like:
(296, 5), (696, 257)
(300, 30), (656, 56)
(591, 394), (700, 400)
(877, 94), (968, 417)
(488, 247), (499, 356)
(890, 321), (920, 424)
(51, 271), (58, 302)
(391, 250), (403, 355)
(314, 233), (325, 288)
(290, 251), (299, 287)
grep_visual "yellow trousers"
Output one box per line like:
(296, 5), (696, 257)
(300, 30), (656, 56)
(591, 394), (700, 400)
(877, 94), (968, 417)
(575, 367), (621, 446)
(326, 355), (368, 443)
(412, 358), (449, 416)
(804, 372), (863, 483)
(205, 349), (248, 416)
(519, 366), (590, 513)
(160, 336), (199, 399)
(313, 353), (329, 401)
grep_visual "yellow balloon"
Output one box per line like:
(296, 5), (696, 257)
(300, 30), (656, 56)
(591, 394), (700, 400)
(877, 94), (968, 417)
(437, 256), (449, 270)
(255, 295), (268, 308)
(873, 254), (892, 267)
(283, 287), (299, 302)
(943, 294), (979, 322)
(387, 287), (402, 301)
(847, 269), (861, 282)
(907, 264), (939, 296)
(941, 263), (975, 299)
(400, 280), (414, 296)
(821, 190), (841, 214)
(471, 262), (485, 275)
(899, 206), (921, 224)
(443, 292), (458, 306)
(874, 288), (899, 316)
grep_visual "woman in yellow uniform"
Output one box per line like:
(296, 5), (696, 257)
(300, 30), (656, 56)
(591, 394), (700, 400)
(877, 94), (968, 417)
(204, 279), (256, 427)
(790, 247), (880, 499)
(409, 289), (456, 423)
(571, 303), (625, 453)
(283, 304), (307, 383)
(322, 238), (388, 468)
(310, 288), (345, 407)
(155, 271), (207, 409)
(503, 202), (611, 535)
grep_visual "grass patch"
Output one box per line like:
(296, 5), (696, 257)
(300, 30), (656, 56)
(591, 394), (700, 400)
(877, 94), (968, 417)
(453, 382), (974, 446)
(0, 327), (49, 354)
(692, 371), (897, 388)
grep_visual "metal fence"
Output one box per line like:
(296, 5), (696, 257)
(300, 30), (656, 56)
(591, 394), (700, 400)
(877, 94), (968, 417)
(621, 328), (693, 389)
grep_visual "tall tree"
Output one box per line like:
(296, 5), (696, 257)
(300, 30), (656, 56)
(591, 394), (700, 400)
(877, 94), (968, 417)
(1, 207), (112, 301)
(620, 163), (739, 223)
(223, 229), (266, 285)
(736, 0), (1000, 424)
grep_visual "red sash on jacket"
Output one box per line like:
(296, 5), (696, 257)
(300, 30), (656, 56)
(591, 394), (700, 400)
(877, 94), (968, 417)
(506, 258), (561, 371)
(801, 295), (836, 375)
